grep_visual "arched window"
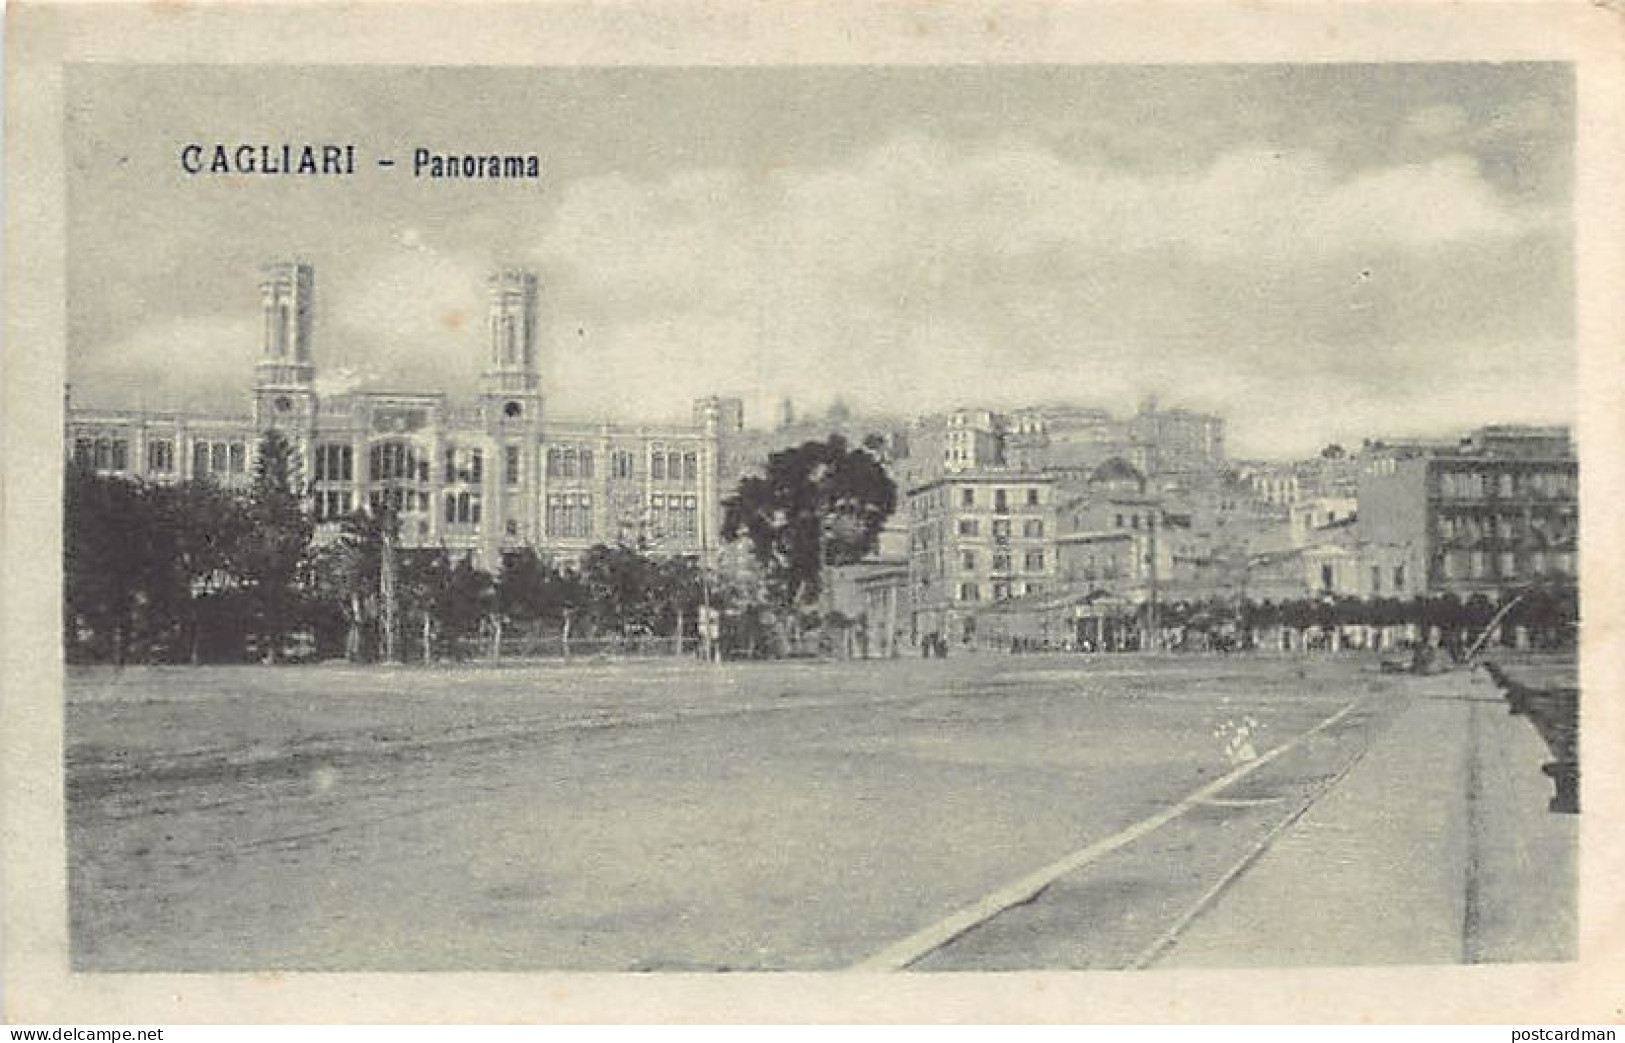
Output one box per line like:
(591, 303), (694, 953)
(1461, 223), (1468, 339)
(274, 302), (289, 358)
(501, 315), (516, 365)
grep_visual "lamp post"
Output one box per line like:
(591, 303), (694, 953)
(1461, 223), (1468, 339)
(699, 545), (720, 664)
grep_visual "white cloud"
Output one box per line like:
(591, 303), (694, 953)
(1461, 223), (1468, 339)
(514, 133), (1558, 433)
(324, 243), (493, 393)
(536, 135), (1544, 307)
(75, 316), (259, 411)
(80, 132), (1559, 453)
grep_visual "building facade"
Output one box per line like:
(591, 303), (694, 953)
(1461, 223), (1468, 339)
(67, 263), (743, 572)
(1356, 428), (1578, 598)
(907, 471), (1057, 645)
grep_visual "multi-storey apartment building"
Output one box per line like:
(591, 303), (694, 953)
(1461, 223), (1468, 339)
(66, 263), (743, 572)
(907, 471), (1057, 645)
(1356, 427), (1578, 597)
(1125, 398), (1226, 479)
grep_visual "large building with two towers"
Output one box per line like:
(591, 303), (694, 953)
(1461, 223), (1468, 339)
(65, 263), (745, 571)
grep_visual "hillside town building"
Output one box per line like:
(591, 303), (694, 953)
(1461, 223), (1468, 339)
(1356, 428), (1578, 598)
(66, 263), (1577, 655)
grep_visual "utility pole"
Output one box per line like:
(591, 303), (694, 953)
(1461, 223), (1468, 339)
(1146, 499), (1160, 653)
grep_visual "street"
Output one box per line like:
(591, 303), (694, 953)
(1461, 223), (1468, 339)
(67, 656), (1410, 971)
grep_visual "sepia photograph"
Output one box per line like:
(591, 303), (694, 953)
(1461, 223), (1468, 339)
(6, 0), (1623, 1025)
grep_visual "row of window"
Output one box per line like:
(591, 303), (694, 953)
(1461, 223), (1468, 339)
(74, 437), (130, 473)
(911, 485), (1046, 515)
(973, 487), (1041, 510)
(195, 441), (247, 478)
(1369, 564), (1407, 594)
(314, 444), (354, 483)
(547, 447), (701, 483)
(370, 443), (430, 485)
(313, 489), (351, 521)
(446, 492), (482, 526)
(74, 437), (244, 478)
(648, 494), (700, 538)
(956, 581), (1044, 602)
(309, 443), (701, 487)
(80, 436), (708, 488)
(649, 449), (699, 483)
(956, 518), (1045, 538)
(312, 489), (703, 539)
(367, 488), (429, 515)
(546, 447), (593, 480)
(1438, 549), (1577, 581)
(1436, 511), (1577, 542)
(545, 493), (594, 539)
(1438, 469), (1578, 501)
(961, 550), (1046, 573)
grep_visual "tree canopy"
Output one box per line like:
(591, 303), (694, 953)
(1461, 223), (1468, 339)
(722, 434), (897, 609)
(239, 430), (315, 659)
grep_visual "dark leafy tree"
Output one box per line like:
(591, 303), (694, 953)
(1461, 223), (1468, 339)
(158, 476), (252, 662)
(652, 554), (712, 646)
(497, 549), (552, 623)
(238, 430), (315, 661)
(308, 508), (395, 661)
(64, 465), (166, 664)
(580, 543), (664, 636)
(435, 555), (497, 658)
(496, 549), (591, 656)
(397, 549), (451, 662)
(498, 550), (588, 626)
(722, 434), (896, 612)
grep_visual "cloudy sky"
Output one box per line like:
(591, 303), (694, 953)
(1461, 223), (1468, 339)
(66, 63), (1572, 458)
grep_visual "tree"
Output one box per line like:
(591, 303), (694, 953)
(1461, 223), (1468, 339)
(397, 549), (452, 663)
(497, 549), (553, 624)
(437, 556), (496, 658)
(238, 430), (315, 661)
(722, 434), (896, 619)
(497, 549), (590, 655)
(580, 543), (664, 637)
(157, 476), (252, 663)
(64, 465), (168, 664)
(308, 508), (390, 661)
(652, 554), (708, 653)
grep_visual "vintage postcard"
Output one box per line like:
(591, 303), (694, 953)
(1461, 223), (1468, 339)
(5, 0), (1624, 1025)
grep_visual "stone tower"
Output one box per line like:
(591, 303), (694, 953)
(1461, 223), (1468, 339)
(480, 268), (542, 421)
(479, 269), (543, 569)
(253, 261), (318, 440)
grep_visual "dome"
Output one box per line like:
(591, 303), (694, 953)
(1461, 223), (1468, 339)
(1089, 456), (1145, 491)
